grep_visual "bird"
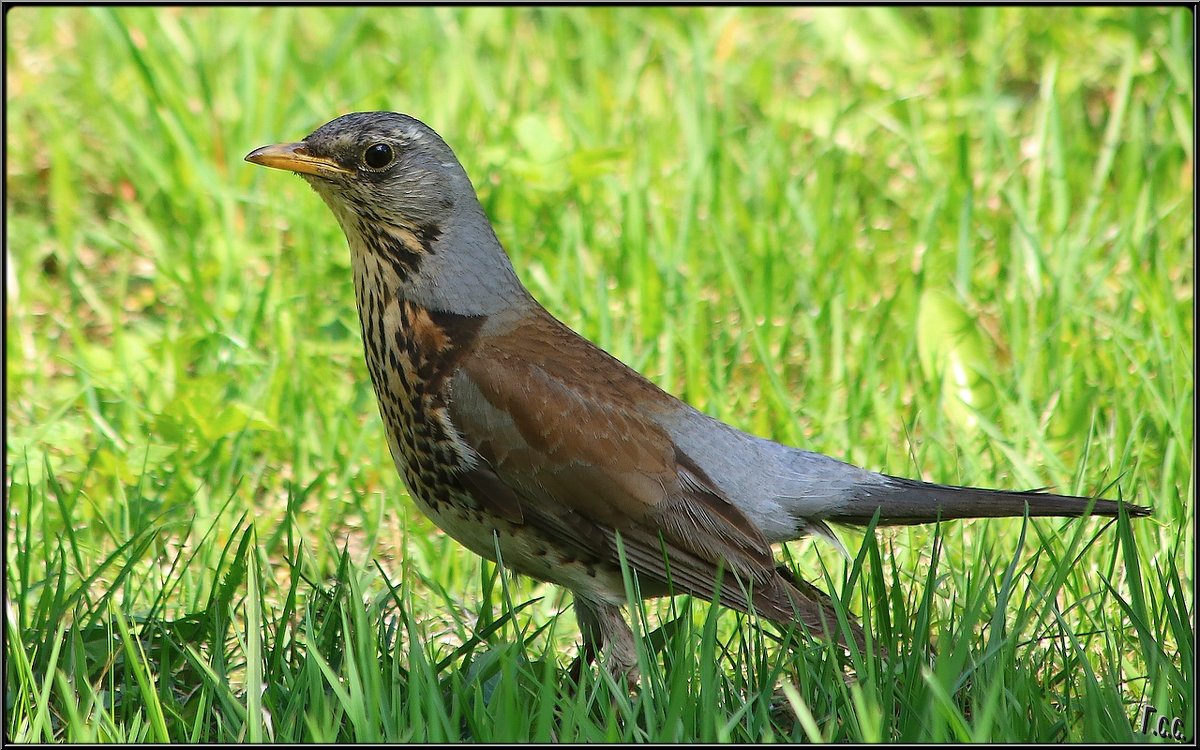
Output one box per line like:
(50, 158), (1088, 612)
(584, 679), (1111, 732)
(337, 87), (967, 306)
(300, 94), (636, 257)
(245, 111), (1149, 685)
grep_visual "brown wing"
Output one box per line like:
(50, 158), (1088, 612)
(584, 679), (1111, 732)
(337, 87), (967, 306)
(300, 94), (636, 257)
(448, 309), (857, 645)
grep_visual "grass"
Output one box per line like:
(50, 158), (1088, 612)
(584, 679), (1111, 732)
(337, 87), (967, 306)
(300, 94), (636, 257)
(5, 6), (1193, 742)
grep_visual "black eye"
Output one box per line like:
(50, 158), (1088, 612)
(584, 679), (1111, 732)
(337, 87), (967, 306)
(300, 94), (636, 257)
(363, 143), (394, 170)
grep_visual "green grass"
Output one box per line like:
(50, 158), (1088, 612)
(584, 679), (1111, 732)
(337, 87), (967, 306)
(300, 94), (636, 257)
(5, 6), (1193, 742)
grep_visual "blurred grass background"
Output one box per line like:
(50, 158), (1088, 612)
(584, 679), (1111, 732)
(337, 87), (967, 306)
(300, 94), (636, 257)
(5, 6), (1193, 742)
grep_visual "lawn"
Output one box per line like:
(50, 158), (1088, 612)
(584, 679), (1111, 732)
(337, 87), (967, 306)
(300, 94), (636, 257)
(5, 6), (1193, 742)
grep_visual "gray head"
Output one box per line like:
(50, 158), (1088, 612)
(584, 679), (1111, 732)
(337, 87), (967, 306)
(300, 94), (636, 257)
(247, 112), (531, 315)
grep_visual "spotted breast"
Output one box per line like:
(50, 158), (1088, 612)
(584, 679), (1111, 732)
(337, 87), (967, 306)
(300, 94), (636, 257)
(349, 239), (629, 602)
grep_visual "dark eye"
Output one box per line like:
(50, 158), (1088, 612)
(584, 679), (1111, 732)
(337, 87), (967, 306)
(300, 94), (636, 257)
(363, 143), (394, 170)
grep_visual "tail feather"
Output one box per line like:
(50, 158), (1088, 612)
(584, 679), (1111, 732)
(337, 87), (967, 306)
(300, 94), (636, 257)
(825, 475), (1151, 526)
(749, 567), (866, 652)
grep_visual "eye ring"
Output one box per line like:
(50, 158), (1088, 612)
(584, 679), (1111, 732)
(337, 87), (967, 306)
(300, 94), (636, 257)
(363, 143), (394, 170)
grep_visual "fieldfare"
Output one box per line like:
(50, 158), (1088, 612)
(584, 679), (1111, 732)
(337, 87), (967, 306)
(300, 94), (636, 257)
(246, 112), (1148, 684)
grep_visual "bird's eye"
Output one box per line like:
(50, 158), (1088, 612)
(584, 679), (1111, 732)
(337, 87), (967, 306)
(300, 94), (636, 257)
(363, 143), (394, 170)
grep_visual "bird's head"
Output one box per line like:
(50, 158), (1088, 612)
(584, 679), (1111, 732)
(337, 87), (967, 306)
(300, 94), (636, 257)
(246, 112), (468, 249)
(246, 112), (531, 315)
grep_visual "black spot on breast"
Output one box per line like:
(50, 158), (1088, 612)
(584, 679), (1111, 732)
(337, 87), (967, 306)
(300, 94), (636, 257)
(356, 297), (489, 514)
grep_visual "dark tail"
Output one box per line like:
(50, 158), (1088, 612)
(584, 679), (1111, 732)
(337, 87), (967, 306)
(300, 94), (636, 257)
(825, 475), (1151, 526)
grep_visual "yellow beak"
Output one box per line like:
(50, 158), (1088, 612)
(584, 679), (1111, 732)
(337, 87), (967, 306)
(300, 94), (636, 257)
(245, 142), (352, 178)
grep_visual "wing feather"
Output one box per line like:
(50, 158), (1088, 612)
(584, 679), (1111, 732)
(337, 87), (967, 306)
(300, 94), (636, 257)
(448, 313), (777, 599)
(444, 310), (860, 648)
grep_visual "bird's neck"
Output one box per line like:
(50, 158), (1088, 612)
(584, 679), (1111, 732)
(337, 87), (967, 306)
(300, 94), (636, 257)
(344, 202), (536, 318)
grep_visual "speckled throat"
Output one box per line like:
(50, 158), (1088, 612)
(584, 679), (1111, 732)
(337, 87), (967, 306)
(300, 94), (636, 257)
(349, 227), (486, 514)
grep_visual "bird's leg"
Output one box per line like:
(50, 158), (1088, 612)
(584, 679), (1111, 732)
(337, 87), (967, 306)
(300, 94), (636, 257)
(573, 596), (640, 691)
